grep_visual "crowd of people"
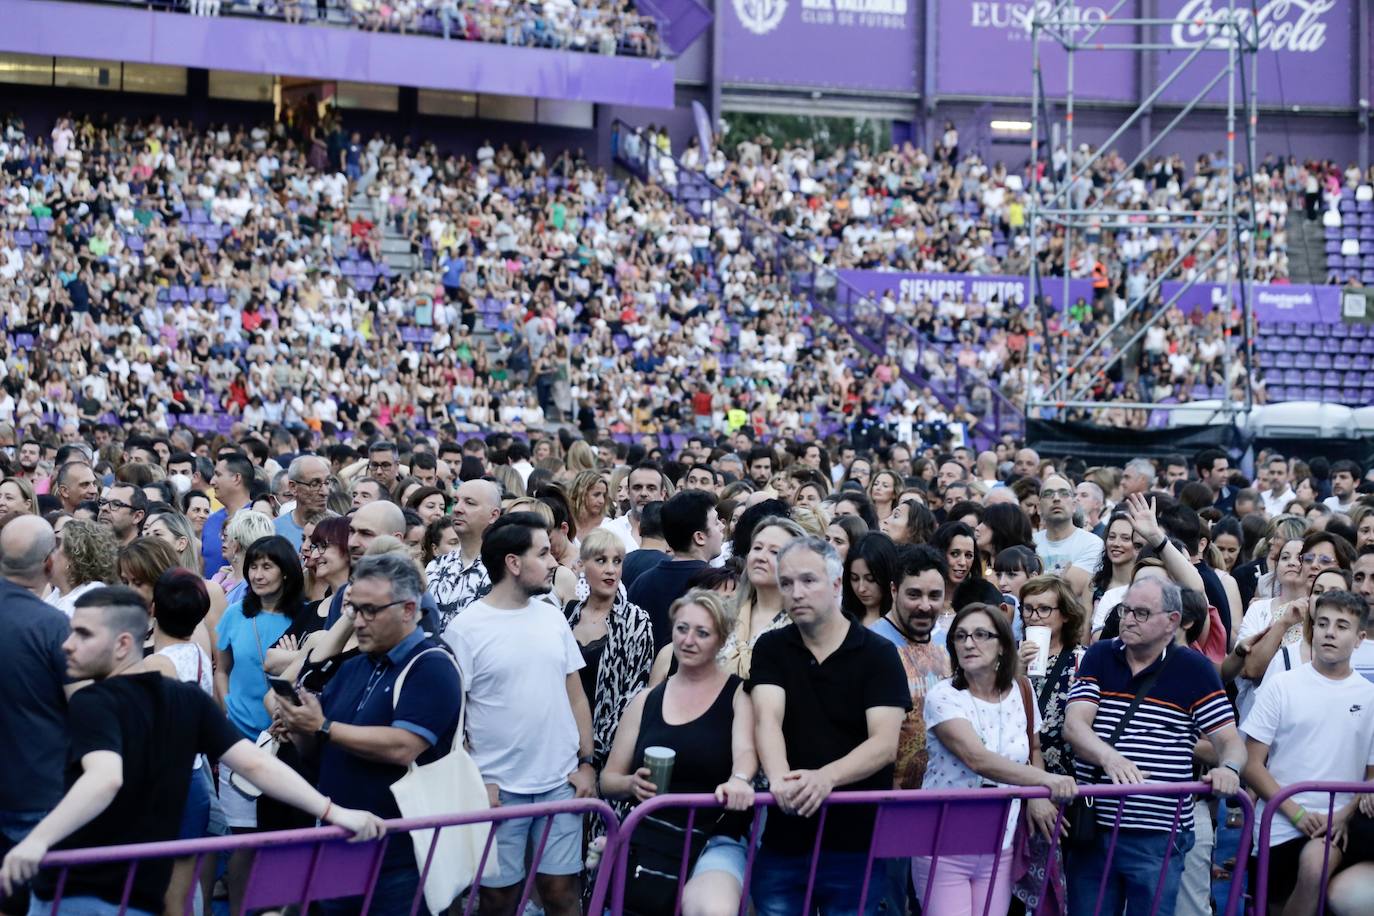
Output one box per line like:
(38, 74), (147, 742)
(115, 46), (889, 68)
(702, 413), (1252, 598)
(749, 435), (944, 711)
(139, 0), (662, 58)
(2, 423), (1374, 916)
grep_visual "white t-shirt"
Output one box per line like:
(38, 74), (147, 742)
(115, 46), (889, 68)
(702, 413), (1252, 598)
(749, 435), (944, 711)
(1033, 527), (1105, 577)
(1324, 496), (1355, 515)
(442, 598), (584, 794)
(1241, 663), (1374, 845)
(1264, 640), (1374, 686)
(922, 679), (1041, 848)
(1092, 585), (1128, 633)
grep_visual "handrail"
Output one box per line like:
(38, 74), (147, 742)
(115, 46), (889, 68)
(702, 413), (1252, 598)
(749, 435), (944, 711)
(1252, 779), (1374, 915)
(609, 120), (1025, 447)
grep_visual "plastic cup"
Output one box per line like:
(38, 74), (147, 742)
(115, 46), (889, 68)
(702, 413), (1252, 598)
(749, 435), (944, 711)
(1025, 626), (1052, 677)
(642, 746), (676, 794)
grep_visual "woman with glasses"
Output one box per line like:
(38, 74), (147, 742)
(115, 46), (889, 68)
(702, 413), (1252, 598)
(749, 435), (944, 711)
(303, 516), (351, 622)
(916, 603), (1077, 915)
(1015, 575), (1087, 778)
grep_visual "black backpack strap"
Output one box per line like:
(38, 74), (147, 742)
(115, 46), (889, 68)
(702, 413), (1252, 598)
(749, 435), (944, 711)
(1088, 650), (1172, 780)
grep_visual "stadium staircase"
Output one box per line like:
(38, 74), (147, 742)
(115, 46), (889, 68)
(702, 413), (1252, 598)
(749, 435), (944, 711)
(1287, 214), (1329, 285)
(609, 122), (1023, 449)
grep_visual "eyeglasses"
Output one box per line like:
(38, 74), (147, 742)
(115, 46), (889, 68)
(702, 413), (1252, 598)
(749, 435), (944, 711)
(350, 599), (407, 620)
(306, 542), (327, 553)
(1118, 604), (1167, 623)
(295, 478), (330, 490)
(369, 460), (396, 471)
(952, 629), (999, 644)
(1022, 603), (1059, 621)
(1041, 488), (1073, 500)
(97, 498), (132, 511)
(1302, 553), (1337, 566)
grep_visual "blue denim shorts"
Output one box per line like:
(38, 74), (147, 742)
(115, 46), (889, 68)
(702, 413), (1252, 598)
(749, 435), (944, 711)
(692, 835), (750, 884)
(483, 782), (582, 888)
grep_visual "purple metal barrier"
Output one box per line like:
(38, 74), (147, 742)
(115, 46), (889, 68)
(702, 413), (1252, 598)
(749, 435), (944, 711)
(1253, 780), (1374, 916)
(587, 782), (1252, 916)
(30, 799), (619, 916)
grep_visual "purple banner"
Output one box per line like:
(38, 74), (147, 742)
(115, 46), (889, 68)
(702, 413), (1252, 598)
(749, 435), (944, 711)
(0, 0), (675, 108)
(836, 269), (1097, 309)
(932, 0), (1138, 101)
(1153, 0), (1355, 109)
(1160, 281), (1343, 323)
(634, 0), (713, 55)
(719, 0), (918, 92)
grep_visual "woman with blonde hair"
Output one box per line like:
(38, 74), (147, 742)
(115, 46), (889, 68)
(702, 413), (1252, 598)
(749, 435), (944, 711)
(213, 510), (277, 606)
(569, 469), (611, 542)
(718, 515), (806, 677)
(47, 518), (118, 616)
(564, 528), (654, 770)
(0, 475), (39, 523)
(565, 439), (598, 474)
(144, 509), (229, 636)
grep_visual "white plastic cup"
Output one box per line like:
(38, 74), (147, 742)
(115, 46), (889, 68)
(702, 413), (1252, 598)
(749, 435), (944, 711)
(1025, 626), (1052, 677)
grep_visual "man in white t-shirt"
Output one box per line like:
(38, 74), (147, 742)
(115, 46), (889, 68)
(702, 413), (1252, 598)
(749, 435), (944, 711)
(1241, 589), (1374, 913)
(1323, 460), (1361, 515)
(1032, 475), (1104, 600)
(443, 512), (595, 916)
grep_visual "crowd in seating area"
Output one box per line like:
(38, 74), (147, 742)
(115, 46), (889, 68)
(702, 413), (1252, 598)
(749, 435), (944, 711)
(127, 0), (663, 57)
(4, 421), (1374, 916)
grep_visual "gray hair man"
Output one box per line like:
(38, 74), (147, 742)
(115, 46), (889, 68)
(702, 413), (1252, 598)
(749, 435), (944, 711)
(1121, 458), (1157, 497)
(748, 536), (910, 913)
(274, 455), (332, 550)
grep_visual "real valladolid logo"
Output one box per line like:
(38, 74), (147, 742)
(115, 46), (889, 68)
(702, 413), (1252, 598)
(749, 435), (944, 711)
(733, 0), (788, 34)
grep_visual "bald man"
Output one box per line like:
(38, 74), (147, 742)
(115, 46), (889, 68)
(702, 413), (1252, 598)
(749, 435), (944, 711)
(427, 479), (503, 629)
(1013, 448), (1041, 479)
(348, 500), (406, 563)
(0, 514), (69, 888)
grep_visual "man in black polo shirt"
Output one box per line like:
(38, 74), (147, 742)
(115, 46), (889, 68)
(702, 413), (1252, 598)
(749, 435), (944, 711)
(627, 489), (724, 650)
(748, 536), (908, 916)
(0, 588), (382, 915)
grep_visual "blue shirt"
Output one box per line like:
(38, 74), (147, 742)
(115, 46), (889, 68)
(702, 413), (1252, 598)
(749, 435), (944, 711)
(202, 508), (228, 578)
(318, 629), (462, 869)
(273, 512), (304, 550)
(216, 602), (293, 739)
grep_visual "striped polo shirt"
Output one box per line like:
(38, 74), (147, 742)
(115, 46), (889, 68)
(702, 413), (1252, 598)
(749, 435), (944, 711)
(1068, 640), (1235, 832)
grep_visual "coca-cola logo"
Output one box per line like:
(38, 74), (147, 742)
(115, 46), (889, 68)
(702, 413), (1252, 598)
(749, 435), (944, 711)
(1169, 0), (1332, 53)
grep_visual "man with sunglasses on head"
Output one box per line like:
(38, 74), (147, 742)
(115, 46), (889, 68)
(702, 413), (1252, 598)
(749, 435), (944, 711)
(1064, 577), (1245, 916)
(276, 553), (461, 916)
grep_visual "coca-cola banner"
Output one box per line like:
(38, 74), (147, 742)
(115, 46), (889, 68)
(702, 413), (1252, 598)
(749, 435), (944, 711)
(1153, 0), (1355, 108)
(836, 269), (1098, 310)
(931, 0), (1140, 101)
(718, 0), (918, 91)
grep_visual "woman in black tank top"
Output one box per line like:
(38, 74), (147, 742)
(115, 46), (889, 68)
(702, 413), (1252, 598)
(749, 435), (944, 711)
(601, 589), (758, 916)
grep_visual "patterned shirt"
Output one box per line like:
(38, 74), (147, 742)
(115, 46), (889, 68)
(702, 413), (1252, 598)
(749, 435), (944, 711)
(427, 551), (491, 632)
(1068, 640), (1234, 832)
(869, 617), (950, 789)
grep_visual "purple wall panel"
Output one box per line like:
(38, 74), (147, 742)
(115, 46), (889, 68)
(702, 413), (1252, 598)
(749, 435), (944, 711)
(932, 0), (1138, 101)
(0, 0), (675, 107)
(718, 0), (919, 92)
(1153, 0), (1356, 109)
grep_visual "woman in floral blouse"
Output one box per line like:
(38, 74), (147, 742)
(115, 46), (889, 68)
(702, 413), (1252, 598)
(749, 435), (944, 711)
(1015, 574), (1087, 777)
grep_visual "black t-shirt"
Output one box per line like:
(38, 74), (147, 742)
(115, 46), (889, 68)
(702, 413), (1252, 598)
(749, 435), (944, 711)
(747, 619), (911, 854)
(33, 674), (242, 912)
(626, 559), (709, 651)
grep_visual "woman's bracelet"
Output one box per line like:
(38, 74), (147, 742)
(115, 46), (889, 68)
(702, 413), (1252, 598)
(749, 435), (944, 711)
(321, 797), (334, 822)
(729, 773), (752, 784)
(1287, 806), (1308, 826)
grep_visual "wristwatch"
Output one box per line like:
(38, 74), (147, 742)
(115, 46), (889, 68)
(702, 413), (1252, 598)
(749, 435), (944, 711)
(317, 718), (333, 742)
(578, 755), (595, 768)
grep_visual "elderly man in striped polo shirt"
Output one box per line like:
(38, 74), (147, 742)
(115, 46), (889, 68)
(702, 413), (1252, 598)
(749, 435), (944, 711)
(1063, 577), (1246, 916)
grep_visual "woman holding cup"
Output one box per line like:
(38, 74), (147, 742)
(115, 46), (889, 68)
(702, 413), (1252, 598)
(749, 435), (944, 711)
(1016, 575), (1087, 777)
(601, 590), (758, 916)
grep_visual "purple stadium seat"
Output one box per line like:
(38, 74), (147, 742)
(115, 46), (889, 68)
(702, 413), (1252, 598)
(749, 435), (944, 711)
(1303, 386), (1323, 400)
(1313, 353), (1333, 369)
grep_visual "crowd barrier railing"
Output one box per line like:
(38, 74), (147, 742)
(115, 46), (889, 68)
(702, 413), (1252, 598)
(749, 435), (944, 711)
(27, 798), (620, 916)
(1252, 780), (1374, 916)
(587, 781), (1252, 916)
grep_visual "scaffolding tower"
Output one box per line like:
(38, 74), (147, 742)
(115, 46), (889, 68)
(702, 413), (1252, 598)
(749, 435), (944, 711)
(1024, 0), (1260, 426)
